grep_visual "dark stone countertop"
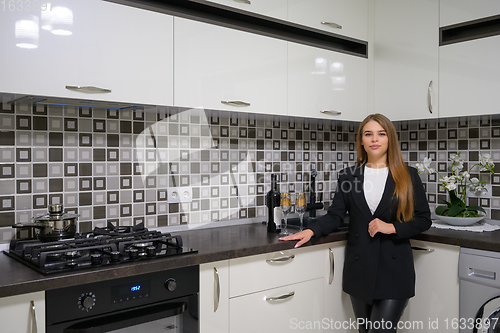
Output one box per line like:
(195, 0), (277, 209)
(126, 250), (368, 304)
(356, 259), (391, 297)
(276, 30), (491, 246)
(1, 222), (500, 298)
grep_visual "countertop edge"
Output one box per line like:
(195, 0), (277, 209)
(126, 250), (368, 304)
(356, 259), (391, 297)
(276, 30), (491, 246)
(3, 221), (500, 299)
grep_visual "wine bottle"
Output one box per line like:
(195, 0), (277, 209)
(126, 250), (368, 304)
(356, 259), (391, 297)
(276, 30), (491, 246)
(266, 174), (281, 233)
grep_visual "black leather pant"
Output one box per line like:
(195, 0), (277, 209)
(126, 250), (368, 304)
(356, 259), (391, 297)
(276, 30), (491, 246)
(350, 296), (409, 333)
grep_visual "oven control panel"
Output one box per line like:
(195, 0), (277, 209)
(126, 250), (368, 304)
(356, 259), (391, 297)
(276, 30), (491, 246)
(46, 265), (199, 325)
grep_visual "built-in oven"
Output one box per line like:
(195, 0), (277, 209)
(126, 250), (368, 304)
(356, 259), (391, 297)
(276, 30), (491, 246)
(45, 265), (199, 333)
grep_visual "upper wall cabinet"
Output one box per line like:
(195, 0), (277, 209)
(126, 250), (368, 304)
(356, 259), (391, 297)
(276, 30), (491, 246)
(439, 35), (500, 118)
(288, 42), (368, 121)
(371, 0), (439, 121)
(440, 0), (500, 27)
(174, 17), (288, 115)
(288, 0), (368, 41)
(201, 0), (287, 21)
(0, 0), (173, 106)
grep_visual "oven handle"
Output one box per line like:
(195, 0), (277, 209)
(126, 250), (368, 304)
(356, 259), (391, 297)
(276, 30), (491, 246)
(63, 301), (187, 333)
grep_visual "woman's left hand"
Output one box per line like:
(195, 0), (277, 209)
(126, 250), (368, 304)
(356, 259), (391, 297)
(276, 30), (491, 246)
(368, 218), (396, 237)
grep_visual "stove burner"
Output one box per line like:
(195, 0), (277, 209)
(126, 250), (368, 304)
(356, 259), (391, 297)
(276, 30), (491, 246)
(93, 222), (148, 237)
(4, 223), (197, 275)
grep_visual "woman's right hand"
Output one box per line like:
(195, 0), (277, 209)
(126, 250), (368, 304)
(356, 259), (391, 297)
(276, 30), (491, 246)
(279, 229), (314, 248)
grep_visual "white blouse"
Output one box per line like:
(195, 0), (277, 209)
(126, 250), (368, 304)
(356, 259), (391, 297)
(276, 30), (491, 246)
(363, 166), (389, 214)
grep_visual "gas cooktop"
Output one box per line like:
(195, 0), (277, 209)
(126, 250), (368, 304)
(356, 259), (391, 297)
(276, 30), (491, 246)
(4, 223), (197, 275)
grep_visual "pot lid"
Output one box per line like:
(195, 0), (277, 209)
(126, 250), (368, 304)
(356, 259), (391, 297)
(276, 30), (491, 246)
(33, 204), (79, 222)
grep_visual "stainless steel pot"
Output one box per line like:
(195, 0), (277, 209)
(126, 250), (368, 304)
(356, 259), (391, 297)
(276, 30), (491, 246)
(13, 204), (79, 241)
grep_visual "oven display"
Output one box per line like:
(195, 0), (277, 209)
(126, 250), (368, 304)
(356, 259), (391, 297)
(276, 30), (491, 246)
(111, 280), (150, 303)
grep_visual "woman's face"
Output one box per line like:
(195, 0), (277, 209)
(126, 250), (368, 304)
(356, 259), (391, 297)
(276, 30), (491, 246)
(361, 120), (389, 165)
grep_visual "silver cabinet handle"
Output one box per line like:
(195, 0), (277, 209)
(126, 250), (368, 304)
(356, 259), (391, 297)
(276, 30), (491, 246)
(329, 248), (334, 285)
(469, 268), (496, 280)
(30, 300), (37, 333)
(213, 267), (220, 312)
(427, 81), (433, 114)
(411, 246), (435, 252)
(66, 86), (112, 94)
(221, 100), (250, 107)
(320, 110), (342, 116)
(266, 254), (295, 263)
(265, 291), (295, 301)
(321, 22), (342, 29)
(233, 0), (251, 4)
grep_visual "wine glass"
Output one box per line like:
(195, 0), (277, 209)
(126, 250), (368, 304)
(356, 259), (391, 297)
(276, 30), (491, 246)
(280, 193), (292, 236)
(295, 192), (306, 231)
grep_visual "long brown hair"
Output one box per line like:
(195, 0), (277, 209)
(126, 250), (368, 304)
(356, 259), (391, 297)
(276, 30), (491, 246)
(356, 114), (414, 222)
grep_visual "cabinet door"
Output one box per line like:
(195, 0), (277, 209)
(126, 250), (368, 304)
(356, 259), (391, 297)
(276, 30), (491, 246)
(371, 0), (438, 121)
(229, 278), (324, 333)
(0, 291), (45, 333)
(288, 0), (368, 41)
(322, 241), (357, 332)
(174, 17), (287, 115)
(440, 0), (500, 27)
(201, 0), (287, 21)
(288, 42), (368, 121)
(439, 35), (500, 118)
(0, 0), (173, 106)
(200, 261), (229, 333)
(399, 240), (460, 333)
(229, 246), (323, 298)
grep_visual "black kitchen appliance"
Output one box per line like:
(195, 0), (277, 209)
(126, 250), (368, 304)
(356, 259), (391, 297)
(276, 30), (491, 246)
(4, 222), (197, 275)
(45, 265), (199, 333)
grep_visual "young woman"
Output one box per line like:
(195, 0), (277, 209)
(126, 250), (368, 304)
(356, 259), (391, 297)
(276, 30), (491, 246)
(280, 113), (431, 333)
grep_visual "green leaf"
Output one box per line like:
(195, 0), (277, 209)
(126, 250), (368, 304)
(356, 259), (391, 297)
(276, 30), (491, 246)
(466, 206), (486, 214)
(448, 190), (465, 207)
(447, 205), (466, 217)
(435, 206), (448, 216)
(442, 200), (452, 208)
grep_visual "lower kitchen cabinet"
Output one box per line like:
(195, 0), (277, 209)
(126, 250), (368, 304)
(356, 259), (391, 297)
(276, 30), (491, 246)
(399, 240), (460, 333)
(229, 278), (324, 332)
(322, 241), (357, 332)
(288, 42), (368, 121)
(199, 260), (229, 333)
(0, 291), (45, 333)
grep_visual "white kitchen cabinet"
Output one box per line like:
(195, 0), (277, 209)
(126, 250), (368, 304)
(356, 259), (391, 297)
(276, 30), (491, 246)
(229, 278), (324, 333)
(371, 0), (439, 121)
(288, 0), (368, 41)
(200, 261), (229, 333)
(174, 17), (287, 115)
(322, 241), (357, 332)
(439, 35), (500, 118)
(440, 0), (500, 27)
(229, 246), (324, 297)
(288, 42), (368, 121)
(399, 240), (460, 333)
(0, 291), (45, 333)
(228, 246), (324, 332)
(0, 0), (173, 106)
(201, 0), (287, 21)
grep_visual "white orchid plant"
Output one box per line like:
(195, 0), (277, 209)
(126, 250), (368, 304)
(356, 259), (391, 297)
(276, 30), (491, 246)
(416, 153), (495, 217)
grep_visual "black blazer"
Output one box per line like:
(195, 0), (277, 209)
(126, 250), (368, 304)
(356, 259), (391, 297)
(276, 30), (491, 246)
(309, 164), (431, 304)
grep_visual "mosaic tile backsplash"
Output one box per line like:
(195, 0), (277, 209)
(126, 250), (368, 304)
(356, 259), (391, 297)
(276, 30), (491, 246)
(0, 100), (499, 243)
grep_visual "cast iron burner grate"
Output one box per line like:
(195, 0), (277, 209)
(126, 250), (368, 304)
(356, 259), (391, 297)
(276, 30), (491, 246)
(4, 223), (197, 275)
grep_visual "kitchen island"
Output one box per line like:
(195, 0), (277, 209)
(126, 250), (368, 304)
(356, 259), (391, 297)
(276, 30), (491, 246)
(0, 222), (499, 298)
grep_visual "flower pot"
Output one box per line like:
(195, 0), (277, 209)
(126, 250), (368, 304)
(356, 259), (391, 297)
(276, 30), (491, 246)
(437, 212), (486, 226)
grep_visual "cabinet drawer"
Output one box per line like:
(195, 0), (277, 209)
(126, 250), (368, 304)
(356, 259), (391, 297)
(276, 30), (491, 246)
(229, 246), (323, 297)
(288, 0), (368, 41)
(229, 278), (323, 333)
(202, 0), (287, 21)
